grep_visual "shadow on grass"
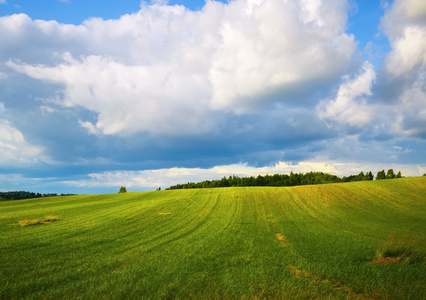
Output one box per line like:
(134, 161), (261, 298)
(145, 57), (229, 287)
(373, 234), (425, 265)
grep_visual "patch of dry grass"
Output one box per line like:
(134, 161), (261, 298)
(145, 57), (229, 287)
(17, 215), (59, 226)
(275, 233), (287, 247)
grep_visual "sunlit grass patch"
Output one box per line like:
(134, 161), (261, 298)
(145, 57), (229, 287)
(17, 215), (59, 226)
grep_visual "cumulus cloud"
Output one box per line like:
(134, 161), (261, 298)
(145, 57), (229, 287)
(393, 71), (426, 137)
(385, 26), (426, 76)
(209, 0), (355, 112)
(7, 54), (215, 135)
(382, 0), (426, 40)
(379, 0), (426, 138)
(0, 117), (47, 166)
(317, 0), (426, 139)
(4, 0), (356, 135)
(0, 101), (50, 167)
(318, 61), (376, 128)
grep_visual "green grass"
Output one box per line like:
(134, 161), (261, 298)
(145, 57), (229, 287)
(0, 177), (425, 299)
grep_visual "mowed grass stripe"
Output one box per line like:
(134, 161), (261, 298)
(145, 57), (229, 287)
(0, 177), (425, 299)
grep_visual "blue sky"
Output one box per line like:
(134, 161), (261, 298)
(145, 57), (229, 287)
(0, 0), (425, 194)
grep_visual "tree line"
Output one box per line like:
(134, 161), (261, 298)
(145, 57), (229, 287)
(0, 191), (75, 201)
(166, 169), (402, 190)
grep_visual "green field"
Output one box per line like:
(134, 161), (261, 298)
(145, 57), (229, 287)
(1, 177), (425, 299)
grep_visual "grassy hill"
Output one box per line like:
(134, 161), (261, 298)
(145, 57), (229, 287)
(1, 177), (425, 299)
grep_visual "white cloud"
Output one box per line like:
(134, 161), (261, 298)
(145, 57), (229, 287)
(0, 0), (6, 4)
(404, 0), (426, 20)
(208, 0), (355, 112)
(0, 103), (49, 166)
(299, 0), (324, 26)
(318, 61), (376, 128)
(7, 54), (215, 135)
(379, 0), (426, 138)
(318, 0), (426, 139)
(385, 26), (426, 76)
(382, 0), (426, 29)
(0, 118), (48, 166)
(4, 0), (356, 135)
(381, 0), (426, 76)
(39, 105), (58, 115)
(0, 72), (7, 80)
(393, 71), (426, 137)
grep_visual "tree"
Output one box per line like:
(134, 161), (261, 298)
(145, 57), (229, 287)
(256, 175), (266, 186)
(119, 186), (127, 193)
(376, 170), (386, 180)
(386, 169), (395, 179)
(365, 171), (374, 180)
(357, 171), (365, 181)
(395, 171), (402, 178)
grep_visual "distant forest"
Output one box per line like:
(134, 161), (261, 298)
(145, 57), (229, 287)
(0, 170), (405, 198)
(0, 191), (74, 201)
(166, 169), (402, 190)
